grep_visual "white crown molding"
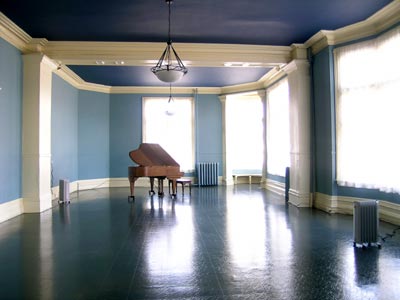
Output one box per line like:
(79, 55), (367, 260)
(260, 67), (287, 88)
(306, 0), (400, 54)
(221, 80), (265, 95)
(44, 41), (292, 67)
(283, 59), (310, 75)
(0, 12), (31, 50)
(1, 1), (398, 93)
(57, 64), (288, 96)
(110, 86), (221, 95)
(54, 67), (222, 94)
(54, 66), (112, 93)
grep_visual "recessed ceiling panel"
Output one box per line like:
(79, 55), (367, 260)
(67, 65), (272, 87)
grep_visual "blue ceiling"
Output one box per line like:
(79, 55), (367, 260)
(68, 65), (271, 87)
(0, 0), (392, 45)
(0, 0), (392, 87)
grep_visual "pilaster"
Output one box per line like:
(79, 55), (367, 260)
(219, 95), (234, 185)
(257, 90), (267, 185)
(284, 59), (312, 207)
(22, 54), (56, 212)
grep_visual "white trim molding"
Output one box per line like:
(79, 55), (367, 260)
(43, 41), (291, 68)
(2, 2), (398, 95)
(314, 192), (400, 226)
(305, 1), (400, 55)
(0, 198), (24, 224)
(0, 12), (31, 51)
(263, 179), (286, 197)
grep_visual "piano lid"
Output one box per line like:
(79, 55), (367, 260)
(129, 143), (180, 167)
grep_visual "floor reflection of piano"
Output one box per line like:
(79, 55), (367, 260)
(128, 143), (184, 201)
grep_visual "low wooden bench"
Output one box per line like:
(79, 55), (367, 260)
(232, 174), (262, 185)
(169, 178), (192, 195)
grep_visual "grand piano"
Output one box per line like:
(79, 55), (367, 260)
(128, 143), (184, 200)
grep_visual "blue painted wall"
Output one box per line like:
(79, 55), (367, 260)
(312, 46), (337, 196)
(196, 94), (223, 174)
(51, 74), (79, 186)
(78, 90), (110, 180)
(109, 94), (142, 178)
(108, 93), (223, 177)
(0, 38), (22, 204)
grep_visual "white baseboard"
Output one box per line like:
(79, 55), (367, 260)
(3, 182), (400, 226)
(23, 192), (53, 213)
(109, 177), (130, 188)
(314, 192), (400, 225)
(0, 198), (24, 223)
(51, 181), (79, 200)
(262, 178), (286, 196)
(51, 176), (199, 197)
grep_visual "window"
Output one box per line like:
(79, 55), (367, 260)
(226, 93), (263, 173)
(142, 97), (195, 172)
(266, 78), (290, 177)
(335, 27), (400, 193)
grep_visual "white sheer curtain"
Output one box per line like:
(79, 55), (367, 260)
(266, 78), (290, 176)
(335, 26), (400, 193)
(226, 94), (263, 172)
(142, 97), (194, 172)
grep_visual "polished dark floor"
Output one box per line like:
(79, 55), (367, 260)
(1, 185), (400, 300)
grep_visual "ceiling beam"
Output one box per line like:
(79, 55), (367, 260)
(42, 41), (291, 68)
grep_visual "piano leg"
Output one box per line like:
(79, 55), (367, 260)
(149, 177), (156, 195)
(157, 178), (164, 196)
(170, 179), (178, 199)
(128, 177), (138, 202)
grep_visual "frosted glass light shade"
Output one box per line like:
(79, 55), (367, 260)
(154, 69), (185, 83)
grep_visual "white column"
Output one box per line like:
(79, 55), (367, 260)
(257, 90), (267, 185)
(284, 59), (312, 207)
(219, 95), (234, 185)
(22, 54), (56, 213)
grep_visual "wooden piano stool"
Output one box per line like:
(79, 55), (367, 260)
(169, 178), (192, 195)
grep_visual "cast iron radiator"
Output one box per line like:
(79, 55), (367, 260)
(197, 162), (219, 186)
(353, 200), (379, 247)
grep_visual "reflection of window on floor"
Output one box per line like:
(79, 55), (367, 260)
(142, 97), (195, 172)
(267, 78), (290, 177)
(226, 93), (263, 174)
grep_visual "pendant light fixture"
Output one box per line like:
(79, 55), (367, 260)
(151, 0), (188, 83)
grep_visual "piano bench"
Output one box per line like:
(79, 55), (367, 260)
(169, 178), (192, 196)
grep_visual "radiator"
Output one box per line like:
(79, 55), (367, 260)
(59, 179), (70, 203)
(197, 162), (219, 186)
(353, 200), (379, 247)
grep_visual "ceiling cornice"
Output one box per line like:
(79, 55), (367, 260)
(305, 0), (400, 55)
(1, 1), (398, 94)
(55, 66), (111, 93)
(0, 12), (31, 50)
(110, 86), (221, 95)
(44, 41), (291, 68)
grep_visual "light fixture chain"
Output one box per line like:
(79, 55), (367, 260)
(151, 0), (187, 83)
(168, 0), (171, 42)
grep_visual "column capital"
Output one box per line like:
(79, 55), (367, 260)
(218, 95), (227, 103)
(283, 59), (310, 75)
(256, 89), (266, 98)
(23, 53), (58, 70)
